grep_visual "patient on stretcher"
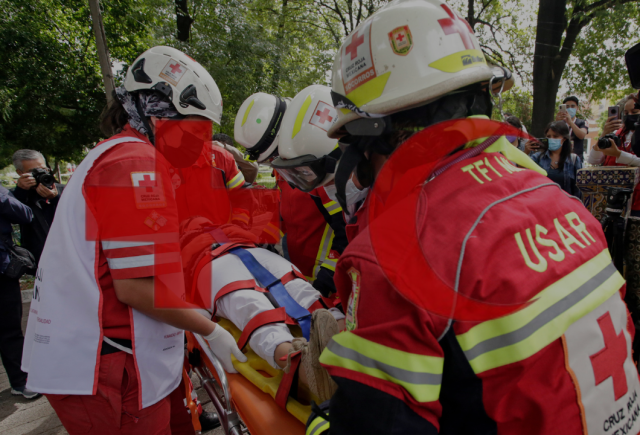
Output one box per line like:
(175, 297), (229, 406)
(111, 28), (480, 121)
(181, 218), (344, 402)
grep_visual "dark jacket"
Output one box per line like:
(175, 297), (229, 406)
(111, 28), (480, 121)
(0, 185), (33, 272)
(12, 183), (64, 264)
(530, 151), (582, 197)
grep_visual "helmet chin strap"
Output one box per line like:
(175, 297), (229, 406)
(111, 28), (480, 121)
(135, 96), (155, 145)
(335, 145), (366, 210)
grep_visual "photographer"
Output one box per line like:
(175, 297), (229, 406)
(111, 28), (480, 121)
(11, 150), (64, 265)
(0, 185), (38, 399)
(590, 93), (640, 166)
(556, 96), (588, 159)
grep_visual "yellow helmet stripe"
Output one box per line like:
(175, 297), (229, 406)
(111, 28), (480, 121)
(292, 94), (313, 139)
(241, 99), (255, 126)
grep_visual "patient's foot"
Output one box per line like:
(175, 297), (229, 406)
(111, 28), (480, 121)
(275, 309), (339, 402)
(302, 309), (339, 401)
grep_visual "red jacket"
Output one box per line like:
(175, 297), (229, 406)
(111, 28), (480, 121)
(277, 176), (346, 285)
(321, 149), (639, 434)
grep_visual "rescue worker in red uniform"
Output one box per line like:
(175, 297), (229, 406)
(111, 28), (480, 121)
(235, 91), (349, 298)
(305, 2), (640, 434)
(21, 46), (246, 435)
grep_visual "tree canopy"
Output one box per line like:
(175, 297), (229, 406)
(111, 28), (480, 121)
(2, 0), (640, 164)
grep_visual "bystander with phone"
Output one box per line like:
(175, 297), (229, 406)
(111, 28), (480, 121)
(556, 96), (588, 160)
(590, 93), (640, 166)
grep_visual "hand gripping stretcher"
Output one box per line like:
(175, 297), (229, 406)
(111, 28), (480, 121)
(183, 231), (338, 435)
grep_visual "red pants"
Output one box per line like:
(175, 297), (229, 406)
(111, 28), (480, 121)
(46, 352), (194, 435)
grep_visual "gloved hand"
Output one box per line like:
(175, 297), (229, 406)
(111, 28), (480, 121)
(204, 325), (248, 373)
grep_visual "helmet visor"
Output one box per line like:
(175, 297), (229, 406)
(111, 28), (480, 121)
(272, 154), (336, 192)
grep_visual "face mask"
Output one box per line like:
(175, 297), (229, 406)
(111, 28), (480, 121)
(548, 138), (563, 151)
(345, 178), (368, 209)
(505, 135), (517, 143)
(155, 119), (210, 168)
(566, 108), (577, 118)
(625, 114), (640, 131)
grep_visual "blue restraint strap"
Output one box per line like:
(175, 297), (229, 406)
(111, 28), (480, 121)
(228, 247), (311, 341)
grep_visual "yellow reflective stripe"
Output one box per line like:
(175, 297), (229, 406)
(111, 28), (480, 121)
(457, 249), (623, 374)
(241, 99), (255, 126)
(313, 225), (334, 278)
(306, 416), (329, 435)
(323, 200), (342, 215)
(346, 71), (391, 107)
(226, 172), (245, 190)
(263, 223), (280, 240)
(428, 49), (487, 73)
(320, 332), (443, 403)
(321, 259), (337, 272)
(232, 214), (250, 225)
(292, 95), (312, 139)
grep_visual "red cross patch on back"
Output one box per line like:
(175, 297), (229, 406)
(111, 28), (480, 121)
(309, 101), (337, 132)
(590, 311), (628, 400)
(131, 172), (167, 209)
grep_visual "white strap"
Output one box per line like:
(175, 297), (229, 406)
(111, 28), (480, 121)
(103, 337), (133, 354)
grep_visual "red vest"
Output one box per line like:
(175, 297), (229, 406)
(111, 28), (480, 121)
(325, 149), (639, 434)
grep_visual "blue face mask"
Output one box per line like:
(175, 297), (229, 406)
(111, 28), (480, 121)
(566, 107), (577, 118)
(548, 138), (563, 151)
(505, 135), (517, 143)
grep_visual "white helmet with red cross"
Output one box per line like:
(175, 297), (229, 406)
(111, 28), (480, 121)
(234, 93), (289, 163)
(271, 85), (341, 192)
(124, 46), (223, 124)
(327, 0), (494, 138)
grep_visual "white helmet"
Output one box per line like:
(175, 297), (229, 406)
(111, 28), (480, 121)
(234, 93), (289, 163)
(271, 85), (341, 192)
(124, 46), (223, 124)
(328, 0), (495, 138)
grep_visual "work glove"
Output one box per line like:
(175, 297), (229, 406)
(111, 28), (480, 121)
(204, 325), (248, 373)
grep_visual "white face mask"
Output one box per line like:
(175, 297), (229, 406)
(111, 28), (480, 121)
(344, 179), (369, 220)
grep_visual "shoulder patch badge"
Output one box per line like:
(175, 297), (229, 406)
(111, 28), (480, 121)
(388, 25), (413, 56)
(345, 267), (361, 331)
(131, 172), (167, 209)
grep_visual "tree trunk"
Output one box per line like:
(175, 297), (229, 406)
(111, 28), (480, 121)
(530, 0), (566, 137)
(467, 0), (475, 29)
(270, 0), (288, 94)
(88, 0), (115, 104)
(176, 0), (193, 42)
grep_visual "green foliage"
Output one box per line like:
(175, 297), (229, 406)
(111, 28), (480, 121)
(492, 86), (534, 131)
(0, 0), (154, 167)
(564, 2), (640, 101)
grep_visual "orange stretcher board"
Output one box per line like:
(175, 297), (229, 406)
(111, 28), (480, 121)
(186, 325), (307, 435)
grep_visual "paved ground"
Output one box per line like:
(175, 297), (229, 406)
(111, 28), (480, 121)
(0, 290), (224, 435)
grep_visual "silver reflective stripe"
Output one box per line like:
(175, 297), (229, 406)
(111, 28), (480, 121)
(102, 240), (154, 250)
(327, 340), (442, 385)
(309, 420), (329, 435)
(313, 226), (334, 279)
(463, 262), (617, 361)
(107, 254), (155, 270)
(324, 202), (342, 215)
(103, 337), (133, 354)
(438, 182), (561, 340)
(107, 252), (180, 270)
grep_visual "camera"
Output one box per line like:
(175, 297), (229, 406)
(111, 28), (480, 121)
(606, 187), (634, 212)
(597, 134), (621, 150)
(31, 168), (55, 189)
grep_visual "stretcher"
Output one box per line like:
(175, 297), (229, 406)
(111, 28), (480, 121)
(185, 317), (312, 435)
